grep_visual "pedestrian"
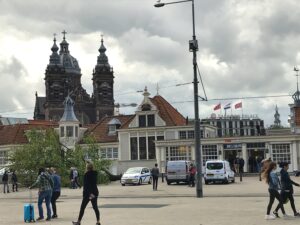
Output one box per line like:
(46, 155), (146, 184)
(11, 171), (18, 192)
(151, 163), (159, 191)
(72, 162), (101, 225)
(29, 167), (54, 221)
(262, 162), (287, 220)
(234, 157), (240, 174)
(73, 168), (81, 189)
(188, 163), (196, 187)
(259, 157), (271, 181)
(50, 167), (61, 219)
(70, 167), (75, 188)
(239, 157), (245, 182)
(275, 162), (300, 217)
(2, 170), (10, 193)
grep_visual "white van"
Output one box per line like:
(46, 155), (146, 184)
(204, 160), (235, 184)
(165, 160), (190, 185)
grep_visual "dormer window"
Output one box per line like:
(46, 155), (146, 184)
(138, 114), (155, 127)
(108, 118), (121, 135)
(142, 104), (151, 111)
(108, 125), (116, 135)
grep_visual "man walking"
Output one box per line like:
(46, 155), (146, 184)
(50, 167), (61, 219)
(11, 171), (18, 192)
(29, 168), (53, 221)
(2, 170), (9, 193)
(151, 163), (159, 191)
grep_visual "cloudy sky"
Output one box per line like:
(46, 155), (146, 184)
(0, 0), (300, 127)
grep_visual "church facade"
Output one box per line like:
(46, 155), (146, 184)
(34, 32), (114, 124)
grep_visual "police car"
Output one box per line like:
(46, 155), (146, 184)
(121, 167), (152, 186)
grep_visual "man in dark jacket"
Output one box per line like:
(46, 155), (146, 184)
(274, 162), (300, 217)
(2, 171), (9, 193)
(11, 171), (18, 192)
(151, 164), (159, 191)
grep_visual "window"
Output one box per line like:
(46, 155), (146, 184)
(139, 115), (146, 127)
(157, 136), (164, 141)
(0, 151), (8, 165)
(179, 130), (195, 139)
(60, 126), (64, 137)
(66, 126), (73, 137)
(202, 145), (218, 166)
(130, 137), (138, 160)
(147, 115), (155, 127)
(272, 144), (291, 163)
(100, 147), (118, 159)
(166, 146), (192, 161)
(75, 126), (78, 137)
(179, 131), (187, 139)
(142, 104), (151, 111)
(148, 136), (156, 159)
(108, 125), (116, 135)
(139, 137), (147, 159)
(188, 130), (194, 139)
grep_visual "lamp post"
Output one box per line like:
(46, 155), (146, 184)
(155, 0), (203, 198)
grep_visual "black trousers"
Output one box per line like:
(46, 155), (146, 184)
(12, 182), (18, 191)
(51, 191), (61, 216)
(281, 191), (297, 214)
(189, 175), (195, 187)
(78, 196), (100, 221)
(267, 189), (285, 215)
(152, 176), (158, 190)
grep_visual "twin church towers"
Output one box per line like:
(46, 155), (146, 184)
(34, 31), (114, 124)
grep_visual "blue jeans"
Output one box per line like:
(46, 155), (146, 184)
(38, 189), (52, 219)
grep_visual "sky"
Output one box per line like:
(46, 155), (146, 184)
(0, 0), (300, 127)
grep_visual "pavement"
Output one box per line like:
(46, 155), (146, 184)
(1, 176), (300, 225)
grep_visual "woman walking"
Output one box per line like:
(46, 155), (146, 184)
(263, 161), (287, 220)
(72, 162), (101, 225)
(276, 162), (300, 217)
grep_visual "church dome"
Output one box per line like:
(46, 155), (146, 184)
(47, 31), (81, 75)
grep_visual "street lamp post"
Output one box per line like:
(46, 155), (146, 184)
(155, 0), (203, 198)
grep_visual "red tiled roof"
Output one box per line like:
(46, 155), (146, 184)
(150, 95), (186, 126)
(28, 120), (58, 125)
(87, 115), (135, 143)
(0, 123), (57, 145)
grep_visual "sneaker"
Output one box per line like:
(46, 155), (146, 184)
(273, 211), (280, 218)
(52, 215), (58, 219)
(294, 212), (300, 217)
(36, 217), (44, 221)
(265, 214), (276, 220)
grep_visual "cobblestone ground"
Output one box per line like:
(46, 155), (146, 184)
(1, 177), (300, 225)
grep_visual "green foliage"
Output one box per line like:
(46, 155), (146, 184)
(9, 129), (66, 186)
(70, 135), (111, 185)
(8, 129), (112, 187)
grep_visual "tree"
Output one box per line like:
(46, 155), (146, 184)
(70, 135), (112, 184)
(9, 129), (112, 186)
(9, 128), (66, 186)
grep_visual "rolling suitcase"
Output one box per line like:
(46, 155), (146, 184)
(24, 189), (35, 222)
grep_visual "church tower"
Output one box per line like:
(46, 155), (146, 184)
(44, 31), (95, 124)
(289, 67), (300, 133)
(92, 36), (115, 121)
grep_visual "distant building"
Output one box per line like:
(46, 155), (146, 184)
(201, 114), (265, 137)
(34, 32), (114, 124)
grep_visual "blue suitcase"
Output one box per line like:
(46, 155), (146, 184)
(24, 190), (35, 222)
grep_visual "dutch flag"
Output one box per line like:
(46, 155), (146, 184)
(224, 103), (231, 110)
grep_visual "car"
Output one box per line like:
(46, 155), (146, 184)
(121, 167), (152, 186)
(165, 160), (190, 185)
(204, 160), (235, 184)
